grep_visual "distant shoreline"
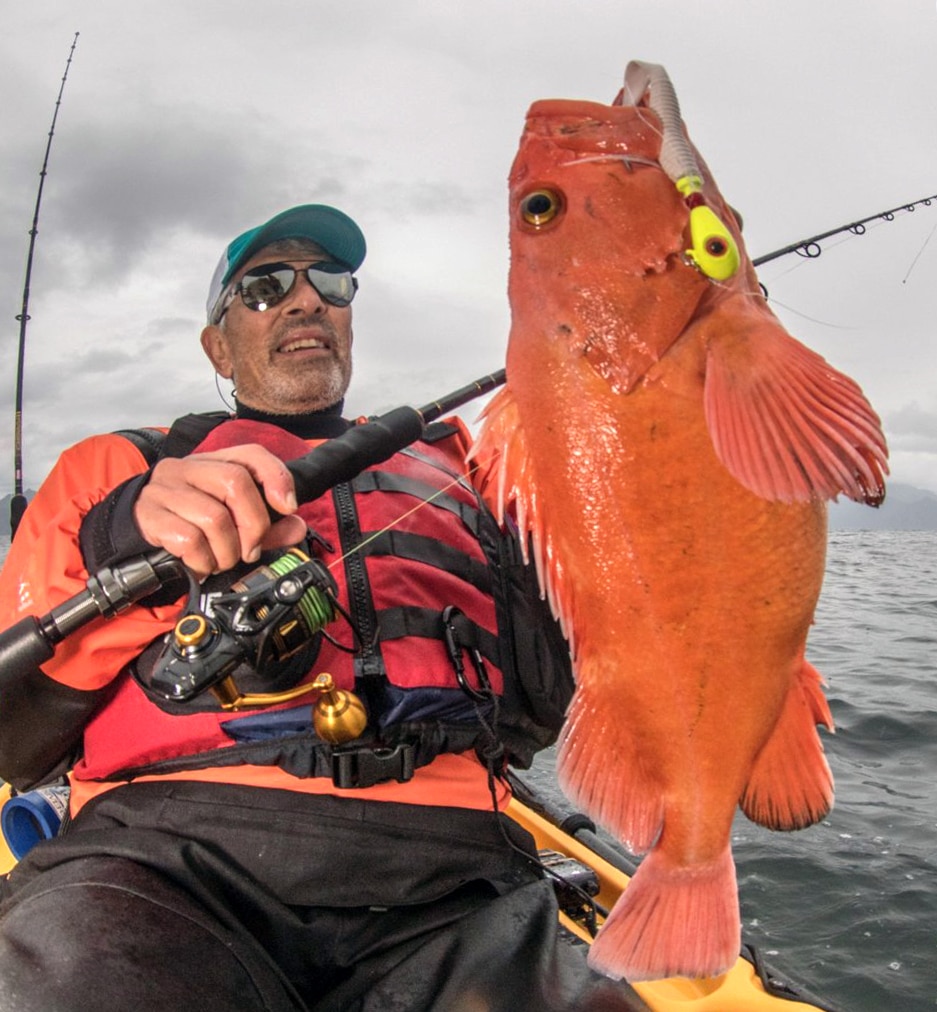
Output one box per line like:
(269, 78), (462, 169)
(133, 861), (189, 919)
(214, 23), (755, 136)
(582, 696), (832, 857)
(828, 481), (937, 531)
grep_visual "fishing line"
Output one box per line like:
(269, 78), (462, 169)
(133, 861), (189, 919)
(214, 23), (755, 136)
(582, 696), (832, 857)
(563, 154), (660, 172)
(762, 297), (859, 331)
(901, 222), (937, 284)
(701, 268), (858, 331)
(323, 465), (483, 573)
(620, 72), (664, 145)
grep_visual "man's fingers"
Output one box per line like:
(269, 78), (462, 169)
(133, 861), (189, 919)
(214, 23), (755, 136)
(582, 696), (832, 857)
(262, 515), (310, 552)
(134, 445), (302, 576)
(209, 446), (299, 518)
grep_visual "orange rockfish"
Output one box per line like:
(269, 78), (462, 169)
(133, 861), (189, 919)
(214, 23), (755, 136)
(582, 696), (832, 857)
(471, 61), (888, 982)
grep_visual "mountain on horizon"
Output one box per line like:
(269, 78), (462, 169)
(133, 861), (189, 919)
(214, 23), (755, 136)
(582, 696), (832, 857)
(829, 481), (937, 531)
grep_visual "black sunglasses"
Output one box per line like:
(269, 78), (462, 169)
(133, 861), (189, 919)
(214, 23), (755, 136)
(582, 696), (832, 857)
(213, 262), (358, 324)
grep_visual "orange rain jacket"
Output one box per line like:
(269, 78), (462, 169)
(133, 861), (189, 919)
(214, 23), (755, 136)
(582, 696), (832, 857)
(0, 415), (572, 818)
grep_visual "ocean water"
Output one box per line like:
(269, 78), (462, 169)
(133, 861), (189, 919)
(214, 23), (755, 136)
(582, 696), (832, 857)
(526, 530), (937, 1012)
(1, 530), (935, 1009)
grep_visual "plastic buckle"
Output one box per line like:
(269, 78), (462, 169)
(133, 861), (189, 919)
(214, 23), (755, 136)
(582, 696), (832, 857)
(331, 743), (416, 789)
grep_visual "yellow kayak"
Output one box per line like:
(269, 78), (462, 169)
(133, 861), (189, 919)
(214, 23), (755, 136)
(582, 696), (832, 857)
(506, 773), (839, 1012)
(0, 783), (16, 875)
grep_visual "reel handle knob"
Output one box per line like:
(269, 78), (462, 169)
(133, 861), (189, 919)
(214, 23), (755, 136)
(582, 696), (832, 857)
(312, 673), (368, 744)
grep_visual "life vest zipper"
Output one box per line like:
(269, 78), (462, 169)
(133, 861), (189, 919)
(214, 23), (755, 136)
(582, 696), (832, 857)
(332, 480), (385, 681)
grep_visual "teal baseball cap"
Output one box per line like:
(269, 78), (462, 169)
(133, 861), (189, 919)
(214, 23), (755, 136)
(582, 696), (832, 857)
(206, 204), (366, 323)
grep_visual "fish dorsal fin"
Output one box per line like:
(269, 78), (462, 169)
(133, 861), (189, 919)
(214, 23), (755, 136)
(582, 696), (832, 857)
(469, 385), (577, 655)
(701, 303), (888, 504)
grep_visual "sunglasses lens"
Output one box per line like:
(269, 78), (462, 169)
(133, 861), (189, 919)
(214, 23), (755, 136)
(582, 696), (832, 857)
(239, 268), (294, 311)
(307, 263), (357, 307)
(237, 263), (357, 313)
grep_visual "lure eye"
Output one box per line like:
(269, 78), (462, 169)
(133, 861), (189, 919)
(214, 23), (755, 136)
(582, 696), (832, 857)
(519, 188), (564, 229)
(685, 204), (740, 281)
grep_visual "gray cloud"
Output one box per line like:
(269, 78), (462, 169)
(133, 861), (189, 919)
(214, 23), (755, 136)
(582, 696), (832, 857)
(42, 114), (364, 284)
(885, 403), (937, 452)
(1, 0), (936, 501)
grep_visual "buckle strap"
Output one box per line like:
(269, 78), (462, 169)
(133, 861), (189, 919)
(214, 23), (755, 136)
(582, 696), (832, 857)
(331, 742), (416, 788)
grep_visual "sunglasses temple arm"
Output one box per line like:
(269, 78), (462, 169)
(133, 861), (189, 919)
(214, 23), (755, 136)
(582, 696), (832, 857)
(278, 368), (506, 518)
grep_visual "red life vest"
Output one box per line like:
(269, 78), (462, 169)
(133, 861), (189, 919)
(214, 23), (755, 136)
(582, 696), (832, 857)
(74, 418), (552, 788)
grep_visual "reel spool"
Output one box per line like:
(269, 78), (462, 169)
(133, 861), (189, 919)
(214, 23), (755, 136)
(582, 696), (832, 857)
(147, 548), (354, 713)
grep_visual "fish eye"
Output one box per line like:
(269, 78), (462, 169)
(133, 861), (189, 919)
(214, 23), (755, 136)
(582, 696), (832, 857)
(519, 188), (564, 229)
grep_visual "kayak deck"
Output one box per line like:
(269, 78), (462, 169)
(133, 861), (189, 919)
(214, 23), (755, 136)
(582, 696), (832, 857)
(506, 779), (841, 1012)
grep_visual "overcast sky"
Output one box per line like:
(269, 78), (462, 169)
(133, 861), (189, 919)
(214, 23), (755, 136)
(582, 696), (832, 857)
(2, 1), (935, 499)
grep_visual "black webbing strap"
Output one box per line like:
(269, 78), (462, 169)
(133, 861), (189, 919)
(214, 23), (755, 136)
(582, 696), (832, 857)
(112, 427), (166, 465)
(350, 470), (480, 534)
(376, 605), (502, 668)
(160, 412), (231, 459)
(357, 530), (492, 593)
(114, 412), (231, 465)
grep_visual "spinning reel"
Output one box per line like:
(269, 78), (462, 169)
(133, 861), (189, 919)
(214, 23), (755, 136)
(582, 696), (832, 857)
(144, 546), (367, 743)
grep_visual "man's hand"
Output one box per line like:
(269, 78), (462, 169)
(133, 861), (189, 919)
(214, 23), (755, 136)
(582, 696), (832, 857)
(134, 444), (307, 579)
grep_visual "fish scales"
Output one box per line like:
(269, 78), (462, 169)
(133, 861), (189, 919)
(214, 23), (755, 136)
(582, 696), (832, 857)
(471, 64), (886, 983)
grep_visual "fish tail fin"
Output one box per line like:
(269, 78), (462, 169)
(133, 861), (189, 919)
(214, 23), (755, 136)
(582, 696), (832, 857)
(588, 844), (740, 982)
(740, 658), (835, 830)
(557, 684), (663, 854)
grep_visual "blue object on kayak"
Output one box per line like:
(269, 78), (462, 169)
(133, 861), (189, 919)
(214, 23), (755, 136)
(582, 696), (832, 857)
(1, 785), (69, 859)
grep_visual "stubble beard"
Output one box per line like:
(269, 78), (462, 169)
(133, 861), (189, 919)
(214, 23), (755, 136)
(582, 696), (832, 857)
(267, 318), (353, 412)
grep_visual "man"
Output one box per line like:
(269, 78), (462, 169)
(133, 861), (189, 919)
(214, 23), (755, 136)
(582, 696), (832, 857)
(0, 205), (644, 1010)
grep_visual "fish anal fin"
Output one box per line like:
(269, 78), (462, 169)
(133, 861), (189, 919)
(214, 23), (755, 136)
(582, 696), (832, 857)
(588, 845), (740, 982)
(557, 685), (663, 855)
(740, 658), (834, 831)
(702, 307), (889, 505)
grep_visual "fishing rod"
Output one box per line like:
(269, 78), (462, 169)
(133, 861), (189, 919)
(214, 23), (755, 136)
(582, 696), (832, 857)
(10, 32), (80, 540)
(752, 192), (937, 268)
(4, 175), (929, 676)
(5, 179), (932, 675)
(0, 368), (508, 703)
(286, 368), (504, 507)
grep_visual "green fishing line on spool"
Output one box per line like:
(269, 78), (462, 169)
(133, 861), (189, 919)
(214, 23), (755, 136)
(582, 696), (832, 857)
(267, 549), (336, 636)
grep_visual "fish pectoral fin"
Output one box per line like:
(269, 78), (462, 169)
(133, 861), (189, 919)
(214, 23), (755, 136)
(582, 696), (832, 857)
(588, 844), (740, 982)
(740, 658), (834, 831)
(557, 685), (663, 855)
(468, 384), (521, 528)
(702, 307), (889, 504)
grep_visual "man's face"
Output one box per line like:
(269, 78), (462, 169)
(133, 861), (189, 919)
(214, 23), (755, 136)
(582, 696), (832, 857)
(200, 244), (354, 414)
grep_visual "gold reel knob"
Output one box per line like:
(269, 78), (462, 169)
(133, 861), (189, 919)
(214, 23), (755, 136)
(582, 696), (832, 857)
(312, 673), (368, 744)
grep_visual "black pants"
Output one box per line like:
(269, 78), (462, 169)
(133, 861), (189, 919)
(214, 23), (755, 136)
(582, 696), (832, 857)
(0, 783), (648, 1011)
